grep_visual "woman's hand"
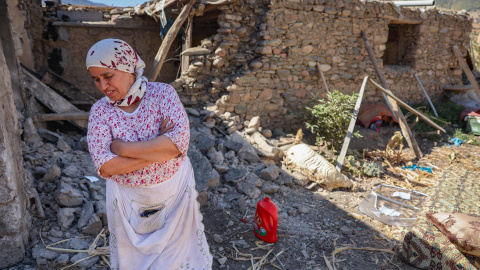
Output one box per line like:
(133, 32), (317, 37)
(111, 139), (126, 156)
(160, 116), (174, 135)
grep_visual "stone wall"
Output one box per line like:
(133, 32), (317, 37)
(25, 0), (473, 130)
(0, 36), (30, 269)
(181, 0), (472, 131)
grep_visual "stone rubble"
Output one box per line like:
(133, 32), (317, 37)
(17, 103), (351, 269)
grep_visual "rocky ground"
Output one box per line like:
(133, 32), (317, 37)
(7, 103), (478, 270)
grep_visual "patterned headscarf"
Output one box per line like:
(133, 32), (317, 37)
(86, 39), (148, 107)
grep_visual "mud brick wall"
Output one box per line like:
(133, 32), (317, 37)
(182, 0), (472, 130)
(0, 41), (30, 268)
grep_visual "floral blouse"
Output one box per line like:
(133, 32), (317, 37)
(87, 82), (190, 187)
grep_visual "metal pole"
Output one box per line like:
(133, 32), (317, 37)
(414, 74), (438, 117)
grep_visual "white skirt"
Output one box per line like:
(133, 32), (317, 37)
(106, 157), (212, 270)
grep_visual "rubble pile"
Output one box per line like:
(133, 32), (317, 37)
(17, 103), (346, 269)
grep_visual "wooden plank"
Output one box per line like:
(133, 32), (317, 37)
(52, 21), (159, 30)
(414, 73), (438, 117)
(335, 76), (368, 172)
(452, 45), (480, 97)
(148, 0), (196, 82)
(22, 67), (88, 129)
(41, 68), (96, 104)
(181, 15), (193, 75)
(369, 78), (446, 133)
(361, 30), (423, 159)
(443, 84), (473, 91)
(33, 112), (90, 122)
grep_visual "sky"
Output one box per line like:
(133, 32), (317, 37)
(89, 0), (146, 7)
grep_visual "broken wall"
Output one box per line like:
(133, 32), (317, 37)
(30, 5), (172, 99)
(26, 0), (473, 131)
(187, 0), (472, 130)
(0, 27), (30, 270)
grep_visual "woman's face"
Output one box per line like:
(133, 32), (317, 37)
(88, 66), (135, 101)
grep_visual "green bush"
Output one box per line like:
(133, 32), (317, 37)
(305, 90), (360, 152)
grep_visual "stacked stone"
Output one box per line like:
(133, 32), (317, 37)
(179, 0), (471, 132)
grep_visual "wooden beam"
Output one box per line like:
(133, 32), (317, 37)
(33, 112), (90, 122)
(336, 76), (368, 172)
(452, 45), (480, 98)
(41, 68), (97, 104)
(368, 78), (446, 133)
(148, 0), (196, 82)
(361, 30), (423, 159)
(22, 67), (88, 129)
(414, 73), (438, 117)
(181, 15), (193, 76)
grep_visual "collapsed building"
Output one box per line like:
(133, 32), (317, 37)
(0, 0), (474, 267)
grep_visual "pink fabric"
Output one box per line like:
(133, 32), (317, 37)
(87, 82), (190, 187)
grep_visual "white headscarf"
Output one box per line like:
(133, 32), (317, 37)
(86, 39), (148, 107)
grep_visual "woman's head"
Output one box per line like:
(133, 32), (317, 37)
(86, 39), (147, 106)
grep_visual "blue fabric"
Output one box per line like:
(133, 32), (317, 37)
(449, 137), (466, 147)
(402, 164), (433, 173)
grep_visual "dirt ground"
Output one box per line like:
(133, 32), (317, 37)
(201, 124), (477, 270)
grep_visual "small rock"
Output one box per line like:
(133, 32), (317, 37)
(70, 253), (99, 268)
(288, 209), (298, 217)
(260, 165), (280, 181)
(57, 138), (72, 152)
(340, 225), (354, 235)
(218, 257), (227, 265)
(54, 254), (70, 265)
(82, 214), (102, 235)
(197, 191), (208, 207)
(248, 116), (260, 129)
(56, 182), (84, 207)
(57, 208), (76, 229)
(261, 182), (280, 194)
(224, 140), (243, 152)
(224, 168), (248, 184)
(239, 148), (261, 163)
(213, 234), (224, 243)
(185, 107), (200, 116)
(69, 238), (90, 250)
(63, 164), (80, 177)
(297, 205), (310, 214)
(245, 127), (257, 134)
(261, 129), (272, 138)
(213, 164), (229, 173)
(42, 164), (61, 182)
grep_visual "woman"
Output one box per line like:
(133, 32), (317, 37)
(86, 39), (212, 269)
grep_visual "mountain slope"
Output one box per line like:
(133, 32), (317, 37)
(436, 0), (480, 11)
(60, 0), (108, 7)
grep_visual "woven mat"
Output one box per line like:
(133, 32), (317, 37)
(397, 167), (480, 269)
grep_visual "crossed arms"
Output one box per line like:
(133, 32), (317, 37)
(99, 119), (178, 178)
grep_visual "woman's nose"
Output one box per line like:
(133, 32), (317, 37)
(99, 79), (108, 90)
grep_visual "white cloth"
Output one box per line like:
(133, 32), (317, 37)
(106, 157), (212, 270)
(86, 38), (148, 107)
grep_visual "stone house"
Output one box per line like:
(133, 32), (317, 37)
(0, 0), (474, 266)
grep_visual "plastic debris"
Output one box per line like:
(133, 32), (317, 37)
(392, 191), (411, 200)
(380, 205), (402, 217)
(450, 137), (466, 147)
(358, 184), (428, 226)
(85, 176), (99, 182)
(402, 164), (433, 173)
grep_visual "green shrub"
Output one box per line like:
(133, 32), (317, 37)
(305, 90), (361, 152)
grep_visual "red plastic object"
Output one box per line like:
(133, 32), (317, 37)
(253, 197), (278, 243)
